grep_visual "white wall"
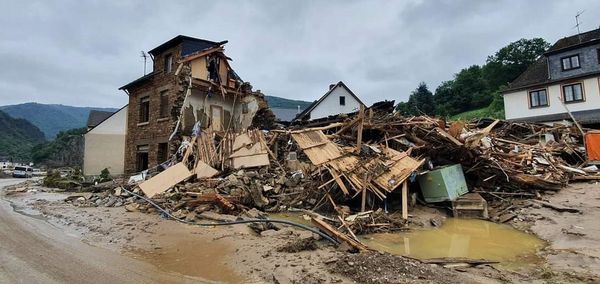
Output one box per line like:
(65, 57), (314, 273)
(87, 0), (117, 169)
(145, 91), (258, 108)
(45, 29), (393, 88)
(309, 86), (362, 120)
(503, 77), (600, 120)
(84, 106), (128, 175)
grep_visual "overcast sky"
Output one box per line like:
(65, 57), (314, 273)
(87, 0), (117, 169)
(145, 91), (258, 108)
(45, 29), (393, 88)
(1, 0), (599, 108)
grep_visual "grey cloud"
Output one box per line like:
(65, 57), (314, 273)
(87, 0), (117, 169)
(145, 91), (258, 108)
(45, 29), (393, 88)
(0, 0), (599, 108)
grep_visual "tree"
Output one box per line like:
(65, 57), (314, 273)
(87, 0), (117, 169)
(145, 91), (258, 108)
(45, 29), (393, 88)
(433, 81), (456, 116)
(483, 38), (550, 90)
(396, 82), (435, 116)
(452, 65), (490, 110)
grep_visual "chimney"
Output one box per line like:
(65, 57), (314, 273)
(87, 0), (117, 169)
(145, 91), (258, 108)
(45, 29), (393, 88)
(329, 84), (335, 90)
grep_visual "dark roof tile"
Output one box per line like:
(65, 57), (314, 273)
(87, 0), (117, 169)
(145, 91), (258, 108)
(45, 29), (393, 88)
(547, 28), (600, 54)
(87, 110), (114, 128)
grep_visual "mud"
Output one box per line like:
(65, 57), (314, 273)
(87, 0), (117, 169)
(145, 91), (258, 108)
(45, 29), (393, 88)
(3, 179), (600, 283)
(513, 181), (600, 281)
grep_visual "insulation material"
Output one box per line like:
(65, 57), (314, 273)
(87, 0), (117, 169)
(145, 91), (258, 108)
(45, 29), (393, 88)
(139, 162), (193, 198)
(229, 130), (270, 169)
(194, 160), (219, 179)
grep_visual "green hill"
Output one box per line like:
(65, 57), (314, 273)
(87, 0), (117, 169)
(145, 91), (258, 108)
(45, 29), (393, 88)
(0, 110), (46, 161)
(0, 103), (117, 140)
(265, 96), (312, 110)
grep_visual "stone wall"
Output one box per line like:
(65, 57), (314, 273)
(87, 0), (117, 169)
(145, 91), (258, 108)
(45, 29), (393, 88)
(124, 45), (181, 174)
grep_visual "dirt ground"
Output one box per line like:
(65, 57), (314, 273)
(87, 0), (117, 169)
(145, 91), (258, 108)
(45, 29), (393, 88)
(510, 181), (600, 283)
(1, 178), (599, 283)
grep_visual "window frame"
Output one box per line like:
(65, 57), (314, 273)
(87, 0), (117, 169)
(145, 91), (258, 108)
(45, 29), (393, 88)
(561, 82), (585, 104)
(339, 96), (346, 106)
(136, 144), (149, 172)
(158, 90), (169, 119)
(164, 54), (173, 73)
(597, 48), (600, 64)
(528, 88), (549, 108)
(157, 142), (169, 164)
(561, 54), (581, 71)
(139, 96), (150, 123)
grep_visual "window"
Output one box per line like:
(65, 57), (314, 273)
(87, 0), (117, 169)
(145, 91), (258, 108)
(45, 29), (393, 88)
(164, 54), (173, 73)
(241, 102), (249, 114)
(136, 145), (149, 172)
(157, 143), (169, 164)
(159, 91), (169, 118)
(139, 96), (150, 123)
(561, 54), (580, 71)
(339, 96), (346, 106)
(562, 83), (584, 103)
(597, 49), (600, 64)
(528, 89), (548, 108)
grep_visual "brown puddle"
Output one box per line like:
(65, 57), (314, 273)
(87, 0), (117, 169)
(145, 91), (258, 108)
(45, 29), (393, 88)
(126, 237), (244, 283)
(362, 218), (546, 269)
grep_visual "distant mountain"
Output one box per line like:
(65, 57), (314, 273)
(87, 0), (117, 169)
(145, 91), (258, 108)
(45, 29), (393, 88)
(0, 110), (46, 161)
(0, 103), (118, 140)
(265, 96), (312, 110)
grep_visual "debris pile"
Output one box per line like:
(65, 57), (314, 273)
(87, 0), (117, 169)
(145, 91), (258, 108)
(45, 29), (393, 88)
(72, 102), (598, 250)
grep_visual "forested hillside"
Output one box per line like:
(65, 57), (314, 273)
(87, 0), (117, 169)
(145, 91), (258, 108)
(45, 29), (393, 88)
(0, 103), (117, 139)
(0, 110), (46, 161)
(396, 38), (550, 119)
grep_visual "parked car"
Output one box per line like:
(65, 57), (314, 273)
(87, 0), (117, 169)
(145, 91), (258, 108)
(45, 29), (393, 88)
(12, 166), (33, 178)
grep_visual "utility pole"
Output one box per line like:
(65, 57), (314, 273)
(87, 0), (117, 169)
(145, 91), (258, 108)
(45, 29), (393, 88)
(141, 51), (148, 75)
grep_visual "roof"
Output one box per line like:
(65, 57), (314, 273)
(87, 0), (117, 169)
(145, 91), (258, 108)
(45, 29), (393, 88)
(148, 35), (225, 56)
(271, 107), (302, 122)
(85, 105), (128, 133)
(503, 57), (549, 91)
(293, 81), (365, 121)
(87, 110), (115, 128)
(119, 72), (155, 91)
(545, 28), (600, 55)
(504, 28), (600, 93)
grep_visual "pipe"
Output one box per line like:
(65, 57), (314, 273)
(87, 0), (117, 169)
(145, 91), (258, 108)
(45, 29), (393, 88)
(119, 186), (340, 246)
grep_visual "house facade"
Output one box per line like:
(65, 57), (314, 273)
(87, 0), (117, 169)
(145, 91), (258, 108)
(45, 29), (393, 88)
(83, 106), (128, 176)
(119, 35), (270, 174)
(502, 28), (600, 124)
(294, 81), (365, 122)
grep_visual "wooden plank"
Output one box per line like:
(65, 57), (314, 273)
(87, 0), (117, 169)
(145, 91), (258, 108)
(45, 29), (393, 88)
(531, 200), (581, 213)
(229, 143), (267, 158)
(435, 127), (464, 146)
(355, 104), (365, 153)
(401, 181), (408, 220)
(139, 163), (192, 198)
(311, 217), (369, 251)
(194, 160), (219, 179)
(327, 167), (350, 195)
(232, 133), (252, 152)
(232, 154), (269, 169)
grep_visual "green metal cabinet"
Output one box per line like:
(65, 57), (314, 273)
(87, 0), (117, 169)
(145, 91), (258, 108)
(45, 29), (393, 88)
(417, 164), (468, 203)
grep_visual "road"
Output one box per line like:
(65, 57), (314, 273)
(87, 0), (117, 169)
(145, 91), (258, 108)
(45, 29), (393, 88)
(0, 179), (205, 284)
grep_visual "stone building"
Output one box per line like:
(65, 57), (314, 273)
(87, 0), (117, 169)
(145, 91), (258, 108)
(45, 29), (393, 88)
(119, 35), (271, 174)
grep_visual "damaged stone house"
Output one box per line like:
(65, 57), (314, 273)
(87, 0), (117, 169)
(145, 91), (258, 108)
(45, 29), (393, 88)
(119, 35), (272, 174)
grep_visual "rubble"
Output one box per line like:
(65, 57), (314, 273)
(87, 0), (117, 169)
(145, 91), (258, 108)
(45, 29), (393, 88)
(55, 101), (599, 252)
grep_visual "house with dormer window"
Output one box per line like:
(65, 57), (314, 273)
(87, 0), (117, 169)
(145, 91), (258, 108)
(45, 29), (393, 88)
(119, 35), (271, 173)
(502, 28), (600, 124)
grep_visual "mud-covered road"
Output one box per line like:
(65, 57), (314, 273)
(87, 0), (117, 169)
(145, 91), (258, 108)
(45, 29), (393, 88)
(0, 179), (201, 283)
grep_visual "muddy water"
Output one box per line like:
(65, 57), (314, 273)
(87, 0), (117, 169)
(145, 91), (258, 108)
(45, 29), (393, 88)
(268, 212), (314, 227)
(127, 237), (244, 283)
(362, 218), (545, 269)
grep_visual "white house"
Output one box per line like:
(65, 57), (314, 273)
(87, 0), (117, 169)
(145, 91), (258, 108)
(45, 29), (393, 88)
(293, 81), (365, 122)
(502, 28), (600, 124)
(83, 105), (128, 176)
